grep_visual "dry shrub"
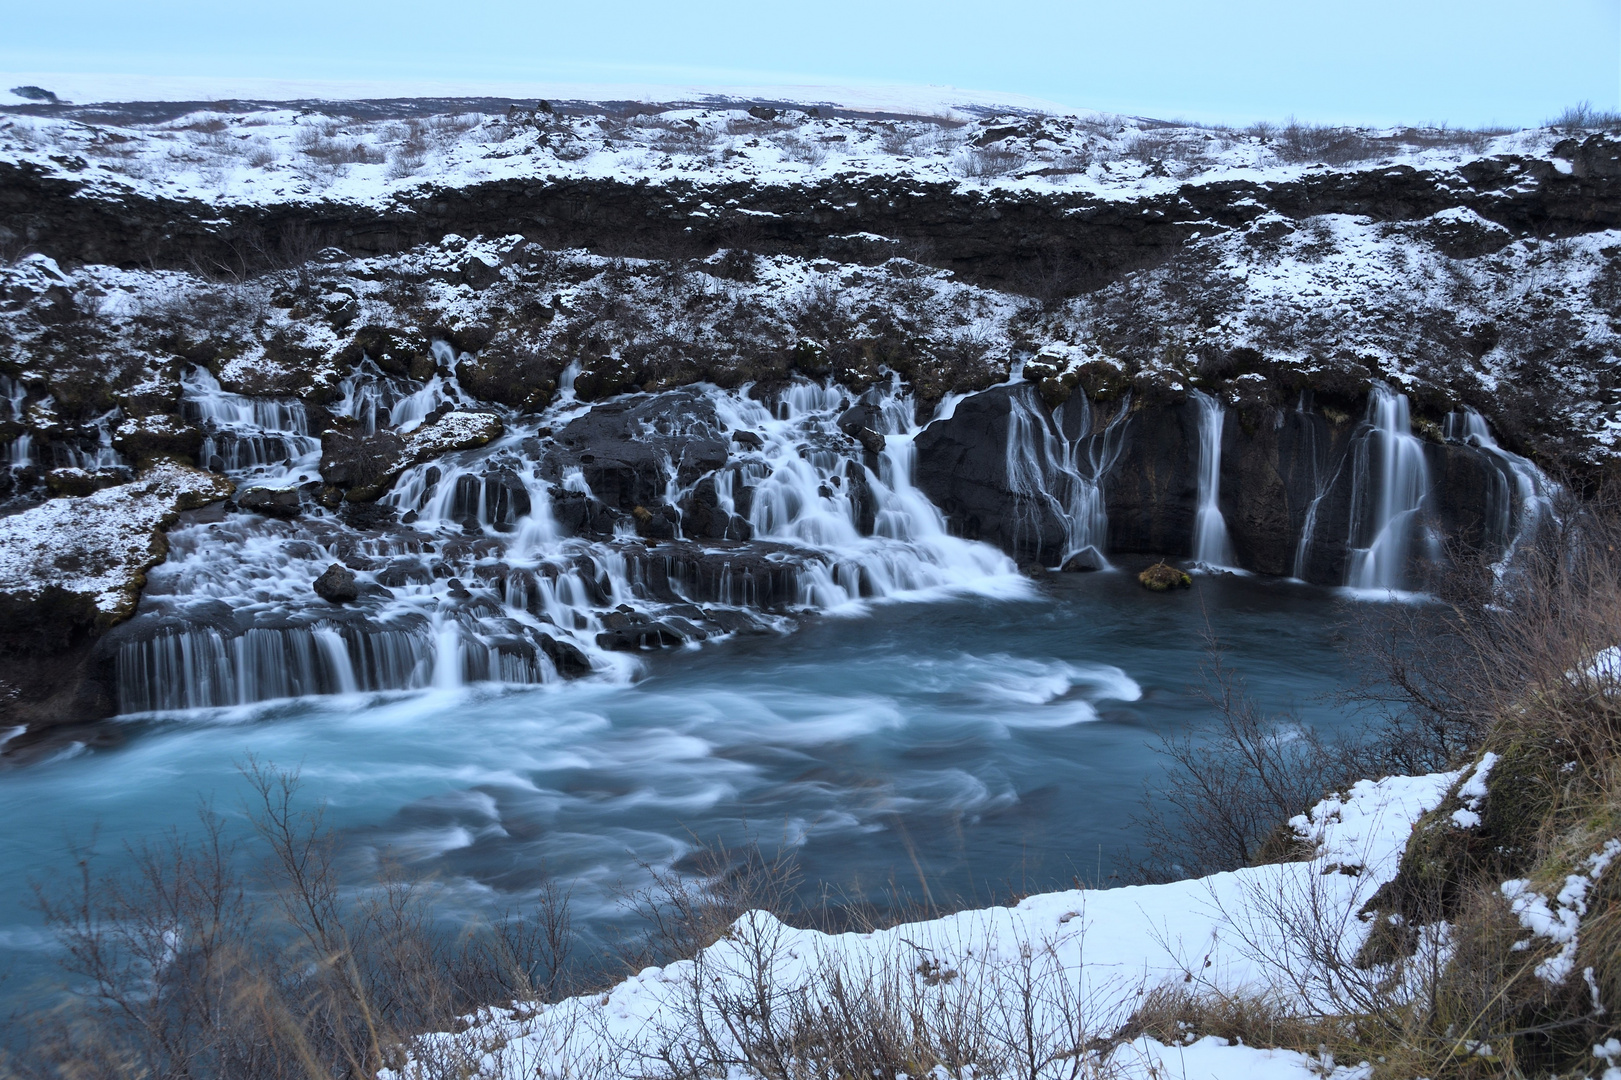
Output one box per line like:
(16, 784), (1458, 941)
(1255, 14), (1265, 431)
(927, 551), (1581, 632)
(1116, 982), (1331, 1055)
(777, 133), (828, 166)
(623, 906), (1128, 1080)
(296, 125), (386, 170)
(956, 146), (1026, 177)
(1275, 120), (1383, 165)
(1549, 101), (1621, 132)
(1334, 478), (1621, 1075)
(4, 760), (578, 1080)
(1134, 641), (1361, 879)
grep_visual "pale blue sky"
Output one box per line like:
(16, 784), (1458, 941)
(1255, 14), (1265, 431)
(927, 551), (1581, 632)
(1, 0), (1617, 127)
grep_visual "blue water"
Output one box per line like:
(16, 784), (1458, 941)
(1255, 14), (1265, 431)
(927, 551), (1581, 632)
(0, 571), (1358, 995)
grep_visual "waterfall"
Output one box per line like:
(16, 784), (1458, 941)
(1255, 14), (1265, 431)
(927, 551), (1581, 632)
(1, 376), (29, 468)
(184, 367), (320, 482)
(1002, 385), (1128, 570)
(1290, 392), (1336, 580)
(7, 433), (32, 469)
(116, 624), (431, 713)
(711, 376), (1022, 607)
(1190, 391), (1235, 569)
(1344, 385), (1431, 592)
(1444, 408), (1555, 575)
(113, 372), (1028, 714)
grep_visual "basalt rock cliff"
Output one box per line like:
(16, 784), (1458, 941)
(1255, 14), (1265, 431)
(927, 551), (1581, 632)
(1, 96), (1618, 738)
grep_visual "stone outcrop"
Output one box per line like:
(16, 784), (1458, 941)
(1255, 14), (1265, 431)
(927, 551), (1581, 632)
(0, 461), (233, 731)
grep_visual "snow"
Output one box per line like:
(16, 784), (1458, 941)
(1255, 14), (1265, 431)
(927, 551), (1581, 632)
(396, 411), (503, 468)
(1450, 751), (1497, 829)
(1502, 838), (1621, 984)
(0, 82), (1560, 216)
(1587, 645), (1621, 684)
(0, 72), (1071, 121)
(392, 769), (1456, 1080)
(0, 460), (233, 617)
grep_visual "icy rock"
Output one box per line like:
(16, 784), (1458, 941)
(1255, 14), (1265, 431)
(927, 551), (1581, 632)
(1061, 550), (1105, 572)
(312, 562), (359, 604)
(112, 414), (200, 462)
(461, 252), (503, 290)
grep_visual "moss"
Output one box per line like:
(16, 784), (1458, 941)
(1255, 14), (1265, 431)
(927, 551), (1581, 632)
(1138, 561), (1192, 591)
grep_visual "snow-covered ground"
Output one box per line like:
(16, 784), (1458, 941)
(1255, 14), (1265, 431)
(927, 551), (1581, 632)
(0, 73), (1073, 120)
(0, 77), (1553, 211)
(392, 769), (1463, 1080)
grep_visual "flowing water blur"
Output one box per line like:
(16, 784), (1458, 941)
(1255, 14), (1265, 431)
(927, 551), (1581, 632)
(0, 570), (1357, 1000)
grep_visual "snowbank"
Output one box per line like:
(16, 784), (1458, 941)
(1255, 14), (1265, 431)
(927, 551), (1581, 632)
(394, 769), (1459, 1080)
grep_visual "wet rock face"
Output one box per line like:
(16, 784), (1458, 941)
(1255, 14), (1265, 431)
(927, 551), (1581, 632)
(548, 389), (731, 510)
(1102, 400), (1199, 560)
(914, 386), (1548, 586)
(1220, 407), (1359, 577)
(914, 387), (1025, 554)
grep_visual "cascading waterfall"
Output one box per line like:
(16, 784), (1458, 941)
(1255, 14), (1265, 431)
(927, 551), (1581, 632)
(710, 377), (1022, 607)
(114, 372), (1027, 714)
(1, 376), (29, 469)
(1344, 384), (1431, 592)
(1190, 390), (1235, 569)
(1001, 385), (1128, 570)
(1444, 408), (1556, 575)
(185, 368), (320, 482)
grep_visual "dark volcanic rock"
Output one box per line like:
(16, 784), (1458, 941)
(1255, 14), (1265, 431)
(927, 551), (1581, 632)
(537, 633), (593, 677)
(1102, 399), (1199, 559)
(313, 563), (360, 604)
(1220, 405), (1360, 577)
(550, 389), (730, 509)
(236, 486), (302, 518)
(9, 140), (1621, 296)
(678, 475), (752, 540)
(916, 384), (1130, 565)
(319, 427), (405, 491)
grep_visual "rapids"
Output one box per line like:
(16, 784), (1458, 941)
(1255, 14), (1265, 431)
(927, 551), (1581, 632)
(0, 572), (1356, 995)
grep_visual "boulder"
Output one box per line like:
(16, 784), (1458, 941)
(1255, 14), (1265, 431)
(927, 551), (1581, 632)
(236, 486), (302, 519)
(1060, 551), (1105, 572)
(537, 633), (592, 677)
(313, 563), (359, 604)
(111, 414), (201, 463)
(0, 462), (234, 731)
(1138, 561), (1191, 591)
(549, 389), (730, 509)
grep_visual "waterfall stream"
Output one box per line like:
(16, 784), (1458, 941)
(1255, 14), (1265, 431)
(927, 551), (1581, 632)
(1344, 384), (1432, 593)
(1190, 390), (1236, 570)
(1002, 385), (1128, 570)
(1444, 408), (1556, 576)
(100, 362), (1565, 711)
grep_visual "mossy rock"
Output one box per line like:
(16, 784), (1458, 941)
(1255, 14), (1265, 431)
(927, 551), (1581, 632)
(1138, 562), (1192, 591)
(1358, 737), (1569, 964)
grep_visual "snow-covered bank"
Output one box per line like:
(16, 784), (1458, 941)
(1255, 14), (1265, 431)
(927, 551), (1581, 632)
(393, 769), (1461, 1080)
(0, 459), (232, 621)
